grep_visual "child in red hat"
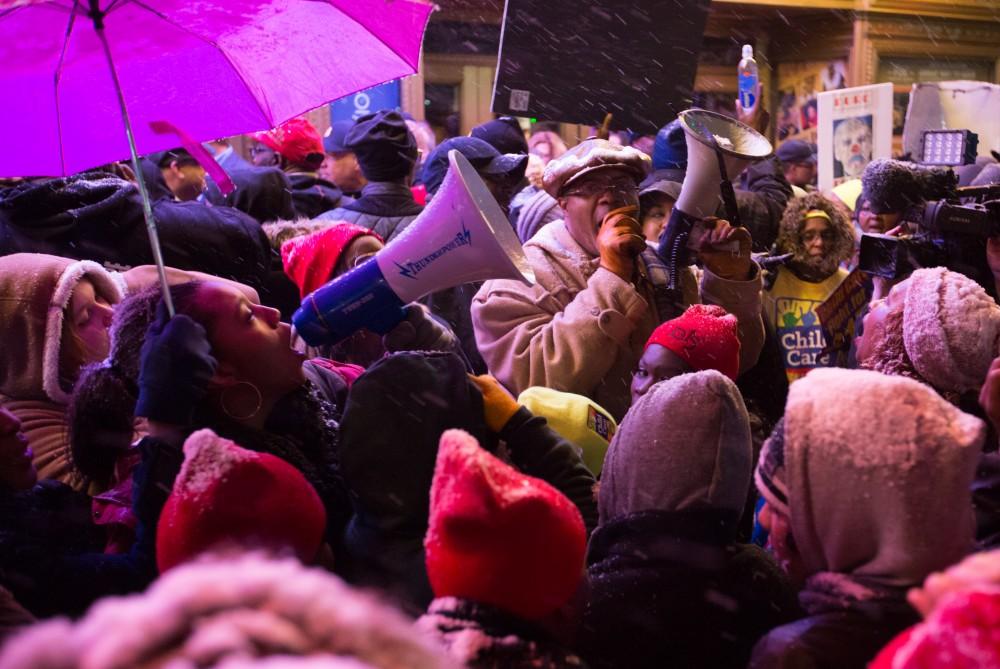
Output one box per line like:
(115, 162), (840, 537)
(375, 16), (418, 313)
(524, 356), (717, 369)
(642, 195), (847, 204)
(631, 303), (740, 405)
(418, 428), (587, 668)
(156, 429), (327, 572)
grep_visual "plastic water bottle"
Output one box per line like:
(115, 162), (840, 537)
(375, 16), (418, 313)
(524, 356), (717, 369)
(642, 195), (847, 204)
(738, 44), (758, 110)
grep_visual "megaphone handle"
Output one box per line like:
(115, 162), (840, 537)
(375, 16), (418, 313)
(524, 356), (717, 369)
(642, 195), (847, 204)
(719, 180), (743, 228)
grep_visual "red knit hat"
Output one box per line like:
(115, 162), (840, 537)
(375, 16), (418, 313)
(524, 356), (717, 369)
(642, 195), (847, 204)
(644, 304), (740, 381)
(424, 429), (586, 620)
(156, 429), (326, 572)
(281, 223), (384, 299)
(870, 587), (1000, 669)
(253, 118), (326, 170)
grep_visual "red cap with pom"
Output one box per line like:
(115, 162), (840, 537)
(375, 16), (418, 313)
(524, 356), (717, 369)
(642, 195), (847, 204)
(645, 304), (740, 381)
(253, 118), (326, 170)
(156, 429), (326, 572)
(281, 223), (384, 299)
(424, 429), (586, 621)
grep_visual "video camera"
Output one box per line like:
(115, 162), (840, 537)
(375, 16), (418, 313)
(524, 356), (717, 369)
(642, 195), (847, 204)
(858, 130), (1000, 285)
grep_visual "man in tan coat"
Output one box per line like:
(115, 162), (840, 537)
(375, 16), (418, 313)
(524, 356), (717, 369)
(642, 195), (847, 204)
(471, 139), (764, 419)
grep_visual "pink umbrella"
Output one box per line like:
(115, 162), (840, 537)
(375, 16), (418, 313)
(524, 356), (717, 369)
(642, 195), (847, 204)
(0, 0), (432, 311)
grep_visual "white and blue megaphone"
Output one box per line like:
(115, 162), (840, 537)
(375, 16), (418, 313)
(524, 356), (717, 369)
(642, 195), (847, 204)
(292, 150), (536, 345)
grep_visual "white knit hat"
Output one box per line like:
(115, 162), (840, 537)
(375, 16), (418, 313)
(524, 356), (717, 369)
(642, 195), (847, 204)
(902, 267), (1000, 394)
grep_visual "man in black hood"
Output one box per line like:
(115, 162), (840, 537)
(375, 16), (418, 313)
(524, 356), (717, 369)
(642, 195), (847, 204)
(316, 110), (423, 242)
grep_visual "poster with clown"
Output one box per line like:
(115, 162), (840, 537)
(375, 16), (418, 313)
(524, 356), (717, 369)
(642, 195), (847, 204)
(817, 83), (893, 192)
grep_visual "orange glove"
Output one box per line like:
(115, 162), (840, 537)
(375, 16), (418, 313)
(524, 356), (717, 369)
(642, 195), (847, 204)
(597, 205), (645, 281)
(469, 374), (520, 433)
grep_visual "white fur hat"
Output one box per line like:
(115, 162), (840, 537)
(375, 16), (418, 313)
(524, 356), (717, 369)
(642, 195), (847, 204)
(903, 267), (1000, 394)
(542, 138), (650, 198)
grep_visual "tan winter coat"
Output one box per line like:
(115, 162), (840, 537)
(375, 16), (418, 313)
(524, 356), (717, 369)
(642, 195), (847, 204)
(471, 219), (765, 419)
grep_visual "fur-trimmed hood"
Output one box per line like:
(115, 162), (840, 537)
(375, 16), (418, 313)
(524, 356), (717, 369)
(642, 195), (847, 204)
(0, 253), (123, 404)
(775, 192), (856, 267)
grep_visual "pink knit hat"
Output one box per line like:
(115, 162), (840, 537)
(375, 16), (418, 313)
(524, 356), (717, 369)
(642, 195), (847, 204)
(645, 304), (741, 381)
(902, 268), (1000, 394)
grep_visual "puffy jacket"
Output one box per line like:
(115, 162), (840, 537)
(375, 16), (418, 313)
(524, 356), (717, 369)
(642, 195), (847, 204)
(0, 172), (271, 289)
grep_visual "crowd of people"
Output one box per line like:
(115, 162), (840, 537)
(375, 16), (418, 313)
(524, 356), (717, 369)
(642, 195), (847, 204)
(0, 92), (999, 669)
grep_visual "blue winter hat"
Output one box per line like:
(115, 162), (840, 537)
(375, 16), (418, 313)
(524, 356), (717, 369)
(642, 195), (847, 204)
(323, 120), (353, 154)
(652, 120), (687, 171)
(422, 137), (528, 196)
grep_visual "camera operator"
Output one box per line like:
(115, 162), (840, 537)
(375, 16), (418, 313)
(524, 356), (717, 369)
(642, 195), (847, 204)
(858, 157), (1000, 298)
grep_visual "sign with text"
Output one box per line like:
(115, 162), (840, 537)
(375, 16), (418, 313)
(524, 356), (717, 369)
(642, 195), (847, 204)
(817, 268), (869, 356)
(491, 0), (710, 133)
(817, 83), (893, 192)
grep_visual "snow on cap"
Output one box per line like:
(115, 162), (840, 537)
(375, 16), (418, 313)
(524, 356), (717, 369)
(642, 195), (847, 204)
(645, 304), (740, 381)
(542, 138), (650, 198)
(872, 586), (1000, 669)
(424, 429), (586, 620)
(902, 267), (1000, 394)
(784, 368), (984, 587)
(156, 429), (326, 572)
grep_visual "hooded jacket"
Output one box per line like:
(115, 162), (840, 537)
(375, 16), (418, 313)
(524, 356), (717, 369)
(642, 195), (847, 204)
(750, 368), (985, 669)
(0, 253), (124, 491)
(583, 371), (797, 668)
(472, 218), (765, 420)
(337, 352), (596, 614)
(0, 172), (271, 289)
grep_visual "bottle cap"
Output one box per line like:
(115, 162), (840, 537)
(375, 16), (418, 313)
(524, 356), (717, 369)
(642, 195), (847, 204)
(742, 44), (753, 59)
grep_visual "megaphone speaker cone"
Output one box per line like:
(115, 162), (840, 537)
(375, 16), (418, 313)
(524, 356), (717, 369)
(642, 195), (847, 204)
(292, 150), (535, 347)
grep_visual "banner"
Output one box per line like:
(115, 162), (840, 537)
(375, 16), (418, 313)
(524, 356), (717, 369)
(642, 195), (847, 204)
(329, 80), (401, 123)
(817, 83), (894, 192)
(817, 268), (869, 356)
(491, 0), (710, 133)
(902, 80), (1000, 160)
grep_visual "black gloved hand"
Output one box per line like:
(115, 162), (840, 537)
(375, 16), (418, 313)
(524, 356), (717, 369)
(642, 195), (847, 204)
(135, 301), (217, 425)
(382, 303), (457, 353)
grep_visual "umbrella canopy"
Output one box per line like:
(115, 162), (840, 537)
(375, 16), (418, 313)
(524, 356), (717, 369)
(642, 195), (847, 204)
(0, 0), (433, 177)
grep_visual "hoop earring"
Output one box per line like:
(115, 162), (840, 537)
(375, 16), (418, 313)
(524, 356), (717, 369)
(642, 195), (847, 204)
(220, 381), (263, 421)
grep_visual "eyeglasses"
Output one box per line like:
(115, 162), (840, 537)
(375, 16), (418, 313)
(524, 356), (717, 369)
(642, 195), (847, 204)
(249, 146), (274, 155)
(561, 176), (637, 199)
(801, 229), (836, 243)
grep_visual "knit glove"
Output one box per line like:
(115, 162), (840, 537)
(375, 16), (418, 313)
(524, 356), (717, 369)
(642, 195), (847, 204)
(470, 374), (520, 433)
(135, 302), (217, 425)
(382, 303), (457, 353)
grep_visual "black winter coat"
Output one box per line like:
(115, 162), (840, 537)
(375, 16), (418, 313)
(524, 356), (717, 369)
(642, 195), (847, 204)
(288, 173), (344, 219)
(581, 508), (799, 669)
(748, 580), (918, 669)
(204, 163), (296, 224)
(337, 352), (597, 615)
(419, 597), (587, 669)
(0, 480), (155, 618)
(0, 172), (271, 289)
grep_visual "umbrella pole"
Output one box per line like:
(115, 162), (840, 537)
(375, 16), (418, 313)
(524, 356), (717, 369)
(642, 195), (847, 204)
(89, 2), (175, 317)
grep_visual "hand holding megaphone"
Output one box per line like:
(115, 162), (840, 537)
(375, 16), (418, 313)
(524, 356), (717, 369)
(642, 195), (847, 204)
(695, 217), (754, 281)
(598, 205), (646, 281)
